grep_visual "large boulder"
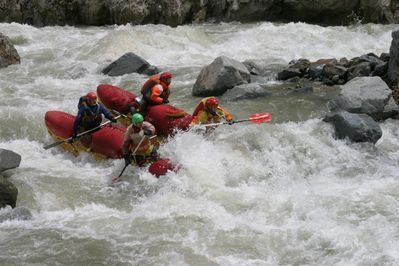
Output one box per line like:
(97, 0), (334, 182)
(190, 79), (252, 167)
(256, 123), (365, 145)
(327, 76), (398, 120)
(192, 56), (250, 96)
(0, 176), (18, 208)
(0, 33), (20, 68)
(324, 111), (382, 144)
(0, 149), (21, 172)
(388, 29), (399, 85)
(102, 52), (159, 77)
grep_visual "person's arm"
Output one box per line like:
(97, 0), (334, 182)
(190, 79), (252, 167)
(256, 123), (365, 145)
(122, 126), (133, 156)
(150, 85), (164, 104)
(142, 122), (156, 136)
(219, 107), (233, 121)
(99, 105), (117, 122)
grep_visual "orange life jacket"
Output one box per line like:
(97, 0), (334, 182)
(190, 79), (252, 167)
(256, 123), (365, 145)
(141, 74), (170, 104)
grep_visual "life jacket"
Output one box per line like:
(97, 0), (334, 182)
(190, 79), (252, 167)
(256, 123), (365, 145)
(192, 97), (213, 117)
(127, 124), (153, 154)
(140, 74), (170, 104)
(78, 96), (102, 128)
(191, 97), (233, 125)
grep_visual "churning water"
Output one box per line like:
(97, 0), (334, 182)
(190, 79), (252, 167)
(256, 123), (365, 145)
(0, 22), (398, 265)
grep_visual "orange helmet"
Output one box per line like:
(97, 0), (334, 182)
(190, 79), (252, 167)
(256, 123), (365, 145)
(206, 97), (219, 108)
(160, 72), (173, 80)
(86, 92), (97, 100)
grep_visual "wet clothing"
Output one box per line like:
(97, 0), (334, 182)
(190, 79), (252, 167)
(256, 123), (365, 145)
(72, 96), (115, 137)
(140, 74), (170, 106)
(122, 122), (157, 166)
(191, 97), (233, 125)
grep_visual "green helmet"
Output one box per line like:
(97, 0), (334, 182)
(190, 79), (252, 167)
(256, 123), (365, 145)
(131, 113), (144, 125)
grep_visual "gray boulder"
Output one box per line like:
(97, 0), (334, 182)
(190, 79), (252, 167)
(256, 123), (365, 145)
(327, 76), (396, 120)
(324, 111), (382, 144)
(0, 33), (20, 68)
(0, 176), (18, 208)
(222, 83), (272, 101)
(102, 52), (159, 77)
(388, 29), (399, 85)
(0, 149), (21, 172)
(192, 56), (250, 96)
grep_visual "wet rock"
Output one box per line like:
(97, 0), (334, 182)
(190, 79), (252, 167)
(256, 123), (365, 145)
(0, 33), (20, 68)
(348, 62), (371, 80)
(327, 76), (395, 120)
(0, 149), (21, 172)
(102, 52), (159, 77)
(0, 176), (18, 208)
(388, 29), (399, 85)
(192, 56), (250, 96)
(277, 68), (302, 80)
(380, 52), (390, 62)
(242, 60), (263, 76)
(324, 111), (382, 144)
(222, 83), (272, 101)
(372, 62), (388, 77)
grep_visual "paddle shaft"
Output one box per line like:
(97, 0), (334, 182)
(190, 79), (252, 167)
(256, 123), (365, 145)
(43, 114), (121, 150)
(199, 115), (271, 127)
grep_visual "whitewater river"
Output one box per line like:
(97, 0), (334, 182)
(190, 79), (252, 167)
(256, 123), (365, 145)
(0, 22), (399, 265)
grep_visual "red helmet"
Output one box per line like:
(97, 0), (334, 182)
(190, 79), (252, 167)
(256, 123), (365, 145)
(160, 72), (173, 80)
(86, 92), (97, 100)
(206, 97), (219, 108)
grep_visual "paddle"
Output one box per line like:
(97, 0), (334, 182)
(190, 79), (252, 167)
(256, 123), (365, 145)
(111, 109), (128, 118)
(200, 112), (272, 127)
(112, 134), (156, 182)
(43, 115), (121, 150)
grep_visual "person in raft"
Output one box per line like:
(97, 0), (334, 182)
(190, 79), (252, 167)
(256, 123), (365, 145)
(190, 96), (234, 126)
(139, 71), (173, 114)
(70, 91), (117, 147)
(122, 113), (158, 167)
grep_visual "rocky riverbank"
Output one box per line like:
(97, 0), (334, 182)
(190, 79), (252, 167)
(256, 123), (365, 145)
(0, 0), (399, 27)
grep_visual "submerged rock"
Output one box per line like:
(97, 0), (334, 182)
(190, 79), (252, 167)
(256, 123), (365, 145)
(0, 33), (20, 68)
(0, 149), (21, 172)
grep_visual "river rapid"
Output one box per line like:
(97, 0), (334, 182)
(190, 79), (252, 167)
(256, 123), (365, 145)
(0, 22), (399, 265)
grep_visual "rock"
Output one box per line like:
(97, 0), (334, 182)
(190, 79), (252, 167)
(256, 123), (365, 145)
(380, 52), (390, 62)
(242, 60), (263, 75)
(324, 111), (382, 144)
(0, 176), (18, 208)
(192, 56), (250, 96)
(102, 52), (159, 77)
(277, 68), (302, 80)
(322, 64), (348, 80)
(0, 149), (21, 172)
(0, 33), (20, 68)
(327, 76), (394, 120)
(388, 29), (399, 85)
(222, 83), (272, 101)
(372, 62), (388, 77)
(347, 62), (371, 80)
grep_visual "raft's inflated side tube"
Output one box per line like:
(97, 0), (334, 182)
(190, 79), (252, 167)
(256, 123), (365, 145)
(96, 84), (193, 136)
(148, 158), (175, 178)
(45, 110), (125, 158)
(44, 110), (175, 177)
(145, 105), (192, 136)
(45, 111), (74, 139)
(97, 84), (139, 114)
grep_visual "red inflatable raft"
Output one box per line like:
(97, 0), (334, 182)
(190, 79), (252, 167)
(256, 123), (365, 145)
(97, 84), (193, 136)
(44, 110), (175, 178)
